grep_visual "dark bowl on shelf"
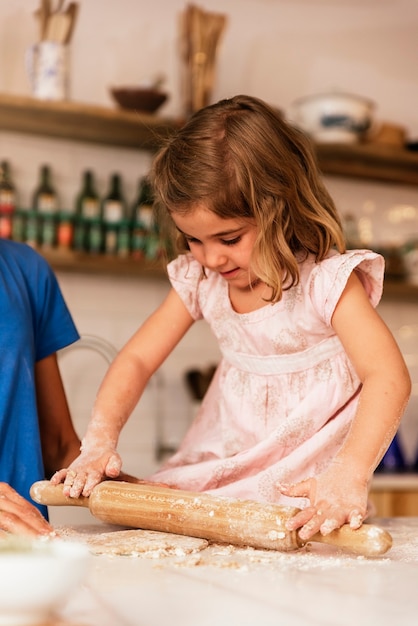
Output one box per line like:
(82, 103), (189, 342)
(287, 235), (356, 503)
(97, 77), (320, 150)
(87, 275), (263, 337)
(110, 87), (168, 113)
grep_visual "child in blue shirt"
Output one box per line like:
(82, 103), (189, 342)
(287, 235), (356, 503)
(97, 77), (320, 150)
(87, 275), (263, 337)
(0, 239), (80, 536)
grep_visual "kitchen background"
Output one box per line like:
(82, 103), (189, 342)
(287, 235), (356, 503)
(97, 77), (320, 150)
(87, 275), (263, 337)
(0, 0), (418, 523)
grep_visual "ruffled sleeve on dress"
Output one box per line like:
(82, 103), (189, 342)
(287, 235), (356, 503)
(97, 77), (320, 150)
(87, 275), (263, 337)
(309, 249), (385, 326)
(167, 254), (204, 320)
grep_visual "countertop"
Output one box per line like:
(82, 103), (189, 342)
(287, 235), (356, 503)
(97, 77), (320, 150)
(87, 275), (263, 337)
(51, 517), (418, 626)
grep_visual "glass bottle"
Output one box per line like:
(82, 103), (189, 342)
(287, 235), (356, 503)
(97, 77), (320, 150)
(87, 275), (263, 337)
(25, 210), (40, 248)
(88, 217), (103, 255)
(0, 160), (17, 239)
(57, 212), (74, 249)
(32, 164), (58, 214)
(131, 176), (154, 230)
(40, 214), (57, 249)
(102, 173), (127, 255)
(131, 176), (159, 260)
(74, 170), (100, 252)
(117, 219), (131, 258)
(11, 209), (26, 243)
(32, 164), (58, 248)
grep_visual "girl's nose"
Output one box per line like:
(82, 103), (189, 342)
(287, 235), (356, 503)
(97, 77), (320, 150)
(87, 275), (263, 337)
(203, 246), (227, 269)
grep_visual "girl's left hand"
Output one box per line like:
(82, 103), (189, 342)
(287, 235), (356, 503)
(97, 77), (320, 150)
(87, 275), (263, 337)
(278, 463), (369, 541)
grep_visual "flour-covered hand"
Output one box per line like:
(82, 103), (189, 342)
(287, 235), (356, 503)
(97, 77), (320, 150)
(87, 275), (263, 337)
(50, 445), (122, 498)
(278, 462), (369, 541)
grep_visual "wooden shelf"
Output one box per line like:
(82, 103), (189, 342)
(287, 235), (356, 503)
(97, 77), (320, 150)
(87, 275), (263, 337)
(39, 247), (167, 278)
(0, 93), (418, 184)
(36, 247), (418, 301)
(2, 93), (418, 294)
(316, 142), (418, 186)
(0, 92), (181, 152)
(382, 280), (418, 302)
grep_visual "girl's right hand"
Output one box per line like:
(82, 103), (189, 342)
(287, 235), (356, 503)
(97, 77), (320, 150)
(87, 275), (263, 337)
(50, 447), (122, 498)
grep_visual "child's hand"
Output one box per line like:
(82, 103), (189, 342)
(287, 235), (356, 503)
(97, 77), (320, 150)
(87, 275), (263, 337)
(50, 447), (122, 498)
(278, 463), (369, 541)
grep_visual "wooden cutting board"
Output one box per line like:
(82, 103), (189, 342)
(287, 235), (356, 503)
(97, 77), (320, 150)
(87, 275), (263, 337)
(31, 480), (392, 557)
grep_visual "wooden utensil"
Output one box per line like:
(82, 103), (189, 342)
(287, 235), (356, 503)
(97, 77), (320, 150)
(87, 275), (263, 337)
(31, 481), (392, 557)
(180, 4), (227, 115)
(63, 2), (79, 44)
(39, 0), (51, 41)
(45, 12), (68, 43)
(51, 0), (65, 12)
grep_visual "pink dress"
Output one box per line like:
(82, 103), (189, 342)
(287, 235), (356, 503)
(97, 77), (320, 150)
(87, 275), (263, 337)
(149, 249), (384, 507)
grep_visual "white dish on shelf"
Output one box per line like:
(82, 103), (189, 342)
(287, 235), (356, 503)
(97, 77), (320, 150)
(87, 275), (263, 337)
(291, 91), (375, 143)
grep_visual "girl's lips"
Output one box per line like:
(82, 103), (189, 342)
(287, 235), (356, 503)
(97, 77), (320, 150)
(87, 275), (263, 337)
(220, 268), (240, 279)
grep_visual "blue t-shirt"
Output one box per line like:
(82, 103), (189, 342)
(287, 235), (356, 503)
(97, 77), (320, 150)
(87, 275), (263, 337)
(0, 240), (79, 516)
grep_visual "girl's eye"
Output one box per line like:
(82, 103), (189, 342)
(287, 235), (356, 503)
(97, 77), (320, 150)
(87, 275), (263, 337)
(222, 236), (241, 246)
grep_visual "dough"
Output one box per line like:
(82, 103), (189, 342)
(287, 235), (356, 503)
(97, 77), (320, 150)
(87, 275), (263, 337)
(56, 525), (208, 557)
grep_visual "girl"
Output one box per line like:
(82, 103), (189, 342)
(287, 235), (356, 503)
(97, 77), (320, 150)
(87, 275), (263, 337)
(52, 95), (411, 541)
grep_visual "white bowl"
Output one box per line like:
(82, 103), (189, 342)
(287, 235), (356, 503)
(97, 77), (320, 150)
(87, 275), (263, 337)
(0, 536), (90, 625)
(292, 92), (375, 143)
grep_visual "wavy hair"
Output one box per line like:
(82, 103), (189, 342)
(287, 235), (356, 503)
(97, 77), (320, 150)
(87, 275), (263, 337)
(151, 94), (345, 302)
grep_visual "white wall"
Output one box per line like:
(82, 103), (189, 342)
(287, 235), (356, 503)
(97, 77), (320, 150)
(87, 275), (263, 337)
(0, 1), (417, 498)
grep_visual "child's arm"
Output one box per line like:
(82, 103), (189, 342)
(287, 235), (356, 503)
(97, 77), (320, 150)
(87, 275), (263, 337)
(51, 288), (195, 498)
(281, 271), (411, 540)
(36, 353), (81, 477)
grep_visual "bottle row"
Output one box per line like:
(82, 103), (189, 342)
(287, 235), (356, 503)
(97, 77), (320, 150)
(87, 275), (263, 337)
(0, 160), (161, 259)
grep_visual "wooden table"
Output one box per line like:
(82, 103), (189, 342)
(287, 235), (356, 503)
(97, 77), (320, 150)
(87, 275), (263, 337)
(42, 518), (418, 625)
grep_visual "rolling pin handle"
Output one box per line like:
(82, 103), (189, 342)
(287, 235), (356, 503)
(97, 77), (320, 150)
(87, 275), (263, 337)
(30, 480), (89, 508)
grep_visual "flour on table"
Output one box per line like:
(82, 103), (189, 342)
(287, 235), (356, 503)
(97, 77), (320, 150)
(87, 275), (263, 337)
(55, 524), (208, 557)
(54, 519), (404, 569)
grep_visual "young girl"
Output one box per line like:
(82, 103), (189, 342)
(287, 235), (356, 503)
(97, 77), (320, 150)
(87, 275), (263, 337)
(52, 95), (411, 541)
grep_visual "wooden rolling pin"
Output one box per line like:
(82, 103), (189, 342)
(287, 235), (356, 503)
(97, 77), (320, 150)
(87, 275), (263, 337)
(30, 480), (392, 557)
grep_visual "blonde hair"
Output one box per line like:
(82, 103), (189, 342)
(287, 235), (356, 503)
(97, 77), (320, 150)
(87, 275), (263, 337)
(151, 94), (345, 302)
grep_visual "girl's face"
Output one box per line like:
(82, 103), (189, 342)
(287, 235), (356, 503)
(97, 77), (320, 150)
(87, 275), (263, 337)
(171, 204), (260, 291)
